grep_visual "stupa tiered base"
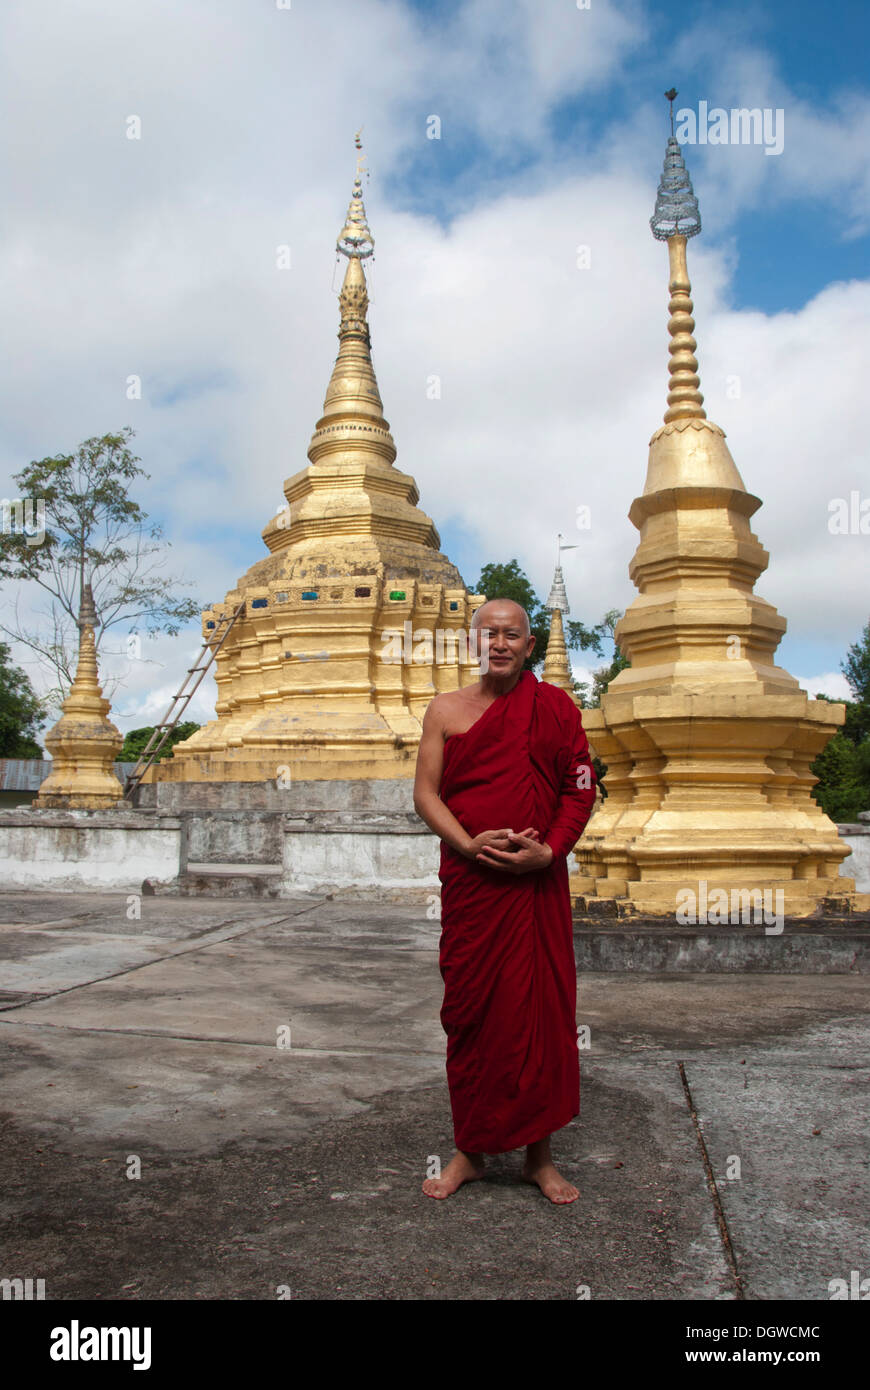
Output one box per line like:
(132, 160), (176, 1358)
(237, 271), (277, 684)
(156, 573), (482, 783)
(575, 694), (856, 917)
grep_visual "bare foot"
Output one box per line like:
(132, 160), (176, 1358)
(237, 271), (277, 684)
(521, 1159), (579, 1205)
(422, 1150), (486, 1199)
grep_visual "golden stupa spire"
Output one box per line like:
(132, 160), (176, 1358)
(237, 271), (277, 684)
(543, 607), (574, 692)
(641, 93), (744, 496)
(542, 535), (576, 693)
(316, 131), (393, 441)
(73, 581), (101, 688)
(616, 92), (790, 684)
(651, 91), (705, 424)
(260, 135), (446, 560)
(662, 236), (705, 423)
(34, 581), (124, 808)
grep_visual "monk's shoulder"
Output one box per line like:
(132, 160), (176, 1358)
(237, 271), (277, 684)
(423, 688), (461, 730)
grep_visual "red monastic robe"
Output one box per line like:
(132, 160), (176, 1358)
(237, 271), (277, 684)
(437, 670), (597, 1154)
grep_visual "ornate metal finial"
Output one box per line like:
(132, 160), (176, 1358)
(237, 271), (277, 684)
(650, 91), (701, 241)
(545, 534), (576, 613)
(664, 87), (678, 136)
(336, 131), (374, 260)
(78, 580), (99, 631)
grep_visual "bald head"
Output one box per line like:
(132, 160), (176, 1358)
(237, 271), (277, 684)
(471, 598), (531, 639)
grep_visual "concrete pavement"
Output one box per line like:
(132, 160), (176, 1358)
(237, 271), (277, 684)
(0, 891), (867, 1301)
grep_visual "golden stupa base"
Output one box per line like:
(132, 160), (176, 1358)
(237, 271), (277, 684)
(161, 570), (483, 785)
(34, 726), (125, 809)
(152, 679), (465, 784)
(572, 875), (861, 919)
(149, 742), (420, 784)
(34, 792), (125, 810)
(574, 693), (860, 918)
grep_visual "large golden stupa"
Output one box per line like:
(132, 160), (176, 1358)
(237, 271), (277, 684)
(160, 141), (482, 784)
(574, 117), (855, 915)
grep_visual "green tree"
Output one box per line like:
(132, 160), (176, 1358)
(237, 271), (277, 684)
(0, 427), (200, 716)
(0, 641), (47, 757)
(810, 620), (870, 819)
(842, 619), (870, 744)
(119, 722), (201, 764)
(574, 608), (630, 708)
(809, 727), (868, 822)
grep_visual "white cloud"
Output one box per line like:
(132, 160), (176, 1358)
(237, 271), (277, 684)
(795, 672), (851, 702)
(424, 0), (646, 151)
(106, 632), (219, 732)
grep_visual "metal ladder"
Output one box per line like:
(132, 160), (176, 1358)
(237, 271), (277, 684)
(123, 601), (245, 799)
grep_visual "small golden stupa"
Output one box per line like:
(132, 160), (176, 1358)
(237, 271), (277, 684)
(575, 99), (854, 915)
(34, 582), (124, 809)
(161, 138), (482, 784)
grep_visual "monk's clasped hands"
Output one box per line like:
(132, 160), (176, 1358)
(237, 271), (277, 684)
(471, 827), (555, 874)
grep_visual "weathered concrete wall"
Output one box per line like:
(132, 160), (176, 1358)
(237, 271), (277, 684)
(137, 778), (416, 814)
(839, 823), (870, 892)
(572, 925), (870, 972)
(184, 811), (283, 864)
(5, 794), (866, 901)
(176, 794), (430, 868)
(0, 809), (181, 891)
(141, 781), (431, 872)
(282, 815), (439, 891)
(0, 801), (440, 894)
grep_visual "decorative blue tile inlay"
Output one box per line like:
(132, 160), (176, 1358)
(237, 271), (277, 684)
(301, 591), (318, 601)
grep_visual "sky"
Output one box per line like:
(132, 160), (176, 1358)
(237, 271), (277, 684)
(1, 0), (868, 734)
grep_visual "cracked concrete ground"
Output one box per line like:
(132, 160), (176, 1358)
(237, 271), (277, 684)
(0, 892), (868, 1301)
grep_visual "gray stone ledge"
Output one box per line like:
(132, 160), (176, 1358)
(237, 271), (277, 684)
(281, 812), (428, 834)
(0, 808), (181, 830)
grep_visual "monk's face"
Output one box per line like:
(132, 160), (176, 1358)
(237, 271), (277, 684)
(472, 602), (535, 677)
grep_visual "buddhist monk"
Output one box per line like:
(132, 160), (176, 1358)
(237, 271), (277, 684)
(413, 598), (597, 1204)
